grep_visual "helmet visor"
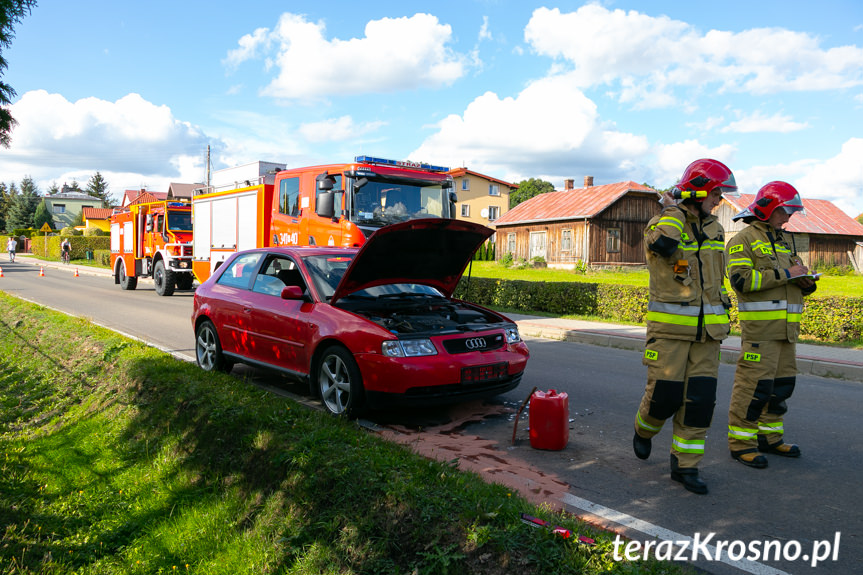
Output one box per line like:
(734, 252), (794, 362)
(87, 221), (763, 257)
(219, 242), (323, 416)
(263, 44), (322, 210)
(718, 185), (739, 197)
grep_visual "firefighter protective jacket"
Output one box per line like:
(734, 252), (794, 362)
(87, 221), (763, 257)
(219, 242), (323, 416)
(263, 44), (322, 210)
(726, 221), (815, 342)
(644, 205), (731, 342)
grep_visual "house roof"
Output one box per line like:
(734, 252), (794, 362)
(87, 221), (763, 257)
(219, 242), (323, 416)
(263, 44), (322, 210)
(43, 191), (95, 200)
(168, 182), (202, 199)
(447, 168), (517, 189)
(122, 189), (167, 206)
(725, 194), (863, 236)
(82, 207), (113, 220)
(492, 181), (658, 226)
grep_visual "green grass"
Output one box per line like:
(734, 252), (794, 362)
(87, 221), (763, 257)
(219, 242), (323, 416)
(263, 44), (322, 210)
(468, 261), (863, 297)
(0, 292), (688, 575)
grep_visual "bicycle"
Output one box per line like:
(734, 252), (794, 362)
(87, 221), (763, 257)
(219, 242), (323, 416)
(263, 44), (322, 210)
(61, 249), (71, 265)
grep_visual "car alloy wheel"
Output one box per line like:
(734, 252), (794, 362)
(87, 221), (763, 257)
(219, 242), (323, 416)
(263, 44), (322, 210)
(195, 320), (232, 373)
(317, 346), (364, 418)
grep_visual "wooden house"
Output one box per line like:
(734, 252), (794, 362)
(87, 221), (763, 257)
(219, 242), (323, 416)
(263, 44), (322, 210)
(718, 195), (863, 271)
(492, 178), (660, 268)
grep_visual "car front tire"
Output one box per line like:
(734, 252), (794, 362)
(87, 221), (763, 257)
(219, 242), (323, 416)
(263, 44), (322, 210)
(316, 346), (365, 418)
(196, 320), (233, 373)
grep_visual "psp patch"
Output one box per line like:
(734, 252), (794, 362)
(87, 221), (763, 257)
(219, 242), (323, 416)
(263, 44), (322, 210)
(644, 349), (659, 361)
(743, 352), (761, 362)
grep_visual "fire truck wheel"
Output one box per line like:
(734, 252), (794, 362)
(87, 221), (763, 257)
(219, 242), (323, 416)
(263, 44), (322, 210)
(315, 345), (365, 418)
(153, 260), (175, 296)
(176, 274), (194, 291)
(119, 261), (137, 290)
(195, 320), (233, 373)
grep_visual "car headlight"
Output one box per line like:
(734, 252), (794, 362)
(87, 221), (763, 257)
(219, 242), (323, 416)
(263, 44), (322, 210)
(504, 326), (521, 344)
(381, 339), (437, 357)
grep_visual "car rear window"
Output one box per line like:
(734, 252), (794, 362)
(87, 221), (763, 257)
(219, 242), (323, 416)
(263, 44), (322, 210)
(216, 252), (263, 289)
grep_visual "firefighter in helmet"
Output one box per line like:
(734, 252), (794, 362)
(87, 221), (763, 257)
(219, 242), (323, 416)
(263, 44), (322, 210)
(726, 181), (816, 468)
(632, 158), (736, 495)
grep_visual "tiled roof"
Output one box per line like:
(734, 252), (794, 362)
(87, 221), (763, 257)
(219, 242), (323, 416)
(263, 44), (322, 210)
(122, 189), (167, 206)
(127, 192), (166, 206)
(726, 195), (863, 236)
(492, 181), (657, 226)
(82, 207), (113, 220)
(168, 182), (202, 199)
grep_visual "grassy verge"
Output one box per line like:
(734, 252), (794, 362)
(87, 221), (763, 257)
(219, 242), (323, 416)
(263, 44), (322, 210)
(0, 292), (687, 575)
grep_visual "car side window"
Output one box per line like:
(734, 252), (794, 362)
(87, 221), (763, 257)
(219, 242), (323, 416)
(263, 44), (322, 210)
(252, 255), (307, 296)
(216, 253), (262, 289)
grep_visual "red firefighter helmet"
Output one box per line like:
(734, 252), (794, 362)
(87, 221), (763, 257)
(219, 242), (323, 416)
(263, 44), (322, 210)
(674, 158), (738, 201)
(734, 181), (805, 221)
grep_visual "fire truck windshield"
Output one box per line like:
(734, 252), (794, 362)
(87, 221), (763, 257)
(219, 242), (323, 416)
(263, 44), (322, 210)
(348, 176), (448, 226)
(167, 210), (192, 231)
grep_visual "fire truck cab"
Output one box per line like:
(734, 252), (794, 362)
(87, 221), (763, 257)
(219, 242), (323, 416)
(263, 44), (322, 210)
(110, 200), (194, 296)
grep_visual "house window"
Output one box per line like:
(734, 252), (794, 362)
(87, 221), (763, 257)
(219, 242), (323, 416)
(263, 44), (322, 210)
(606, 228), (621, 253)
(507, 233), (516, 254)
(487, 206), (499, 221)
(488, 184), (500, 196)
(461, 179), (470, 191)
(461, 204), (470, 217)
(561, 229), (572, 251)
(53, 204), (66, 214)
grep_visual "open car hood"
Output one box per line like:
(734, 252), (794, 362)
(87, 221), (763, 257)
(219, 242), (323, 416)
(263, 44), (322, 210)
(331, 218), (493, 304)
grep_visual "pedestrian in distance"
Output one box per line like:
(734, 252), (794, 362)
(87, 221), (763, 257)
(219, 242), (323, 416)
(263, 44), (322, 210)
(632, 158), (738, 495)
(6, 236), (16, 262)
(726, 181), (816, 468)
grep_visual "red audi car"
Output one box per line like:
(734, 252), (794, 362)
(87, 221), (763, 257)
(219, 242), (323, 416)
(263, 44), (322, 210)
(191, 219), (530, 416)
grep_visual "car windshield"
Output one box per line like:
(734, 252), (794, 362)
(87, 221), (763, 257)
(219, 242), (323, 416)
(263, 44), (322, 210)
(302, 254), (444, 301)
(348, 176), (447, 226)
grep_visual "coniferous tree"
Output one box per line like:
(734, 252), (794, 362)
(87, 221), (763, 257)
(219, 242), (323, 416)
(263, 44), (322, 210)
(6, 177), (38, 229)
(33, 199), (53, 230)
(86, 171), (111, 207)
(0, 182), (9, 231)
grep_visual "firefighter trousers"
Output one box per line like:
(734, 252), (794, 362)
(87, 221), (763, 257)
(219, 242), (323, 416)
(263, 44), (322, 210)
(728, 339), (797, 453)
(635, 337), (720, 468)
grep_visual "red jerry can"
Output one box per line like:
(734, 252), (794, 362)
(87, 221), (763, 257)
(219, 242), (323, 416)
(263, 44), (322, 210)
(529, 389), (569, 450)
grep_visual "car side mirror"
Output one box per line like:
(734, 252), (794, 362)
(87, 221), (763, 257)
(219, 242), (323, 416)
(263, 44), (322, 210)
(280, 285), (305, 300)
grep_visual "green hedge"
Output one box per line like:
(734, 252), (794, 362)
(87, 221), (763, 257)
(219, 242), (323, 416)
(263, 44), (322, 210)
(29, 235), (111, 262)
(454, 277), (863, 343)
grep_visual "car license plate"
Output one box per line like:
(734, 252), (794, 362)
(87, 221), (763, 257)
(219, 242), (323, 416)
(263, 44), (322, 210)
(461, 362), (508, 384)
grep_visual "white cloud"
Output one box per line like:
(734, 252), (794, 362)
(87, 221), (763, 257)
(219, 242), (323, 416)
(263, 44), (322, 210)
(298, 116), (386, 143)
(652, 140), (738, 188)
(795, 138), (863, 217)
(478, 16), (492, 41)
(524, 5), (863, 108)
(721, 110), (808, 133)
(411, 74), (649, 185)
(226, 12), (470, 100)
(1, 90), (214, 197)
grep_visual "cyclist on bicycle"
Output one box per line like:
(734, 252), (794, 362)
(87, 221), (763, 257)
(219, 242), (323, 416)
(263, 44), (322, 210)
(61, 238), (72, 264)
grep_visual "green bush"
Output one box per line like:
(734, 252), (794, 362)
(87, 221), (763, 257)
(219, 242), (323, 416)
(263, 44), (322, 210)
(454, 277), (863, 343)
(83, 227), (107, 236)
(30, 235), (110, 262)
(499, 252), (514, 268)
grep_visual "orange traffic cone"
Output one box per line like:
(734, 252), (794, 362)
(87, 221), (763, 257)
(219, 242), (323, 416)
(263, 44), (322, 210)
(74, 268), (79, 277)
(0, 266), (4, 277)
(39, 266), (45, 277)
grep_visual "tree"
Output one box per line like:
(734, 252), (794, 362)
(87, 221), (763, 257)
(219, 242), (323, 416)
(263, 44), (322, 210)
(86, 171), (111, 207)
(510, 178), (555, 209)
(33, 199), (53, 229)
(0, 182), (9, 231)
(6, 176), (38, 229)
(857, 213), (863, 226)
(1, 1), (38, 147)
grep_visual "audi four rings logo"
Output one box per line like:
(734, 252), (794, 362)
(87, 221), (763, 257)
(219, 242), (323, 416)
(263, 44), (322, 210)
(464, 337), (487, 350)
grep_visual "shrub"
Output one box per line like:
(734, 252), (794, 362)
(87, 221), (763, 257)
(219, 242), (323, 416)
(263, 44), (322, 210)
(499, 253), (514, 268)
(84, 227), (107, 236)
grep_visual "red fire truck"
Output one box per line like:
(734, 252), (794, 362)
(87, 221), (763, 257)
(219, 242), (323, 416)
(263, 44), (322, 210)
(191, 156), (457, 282)
(110, 199), (194, 296)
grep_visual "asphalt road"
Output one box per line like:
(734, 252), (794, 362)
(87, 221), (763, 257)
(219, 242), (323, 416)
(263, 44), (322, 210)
(1, 259), (860, 575)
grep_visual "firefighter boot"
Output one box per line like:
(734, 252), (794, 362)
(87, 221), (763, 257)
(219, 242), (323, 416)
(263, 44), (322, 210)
(758, 436), (801, 458)
(731, 449), (768, 469)
(670, 454), (708, 495)
(633, 431), (651, 460)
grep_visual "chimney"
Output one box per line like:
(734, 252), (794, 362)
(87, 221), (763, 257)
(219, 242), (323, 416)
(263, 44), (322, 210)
(584, 176), (594, 188)
(564, 179), (574, 191)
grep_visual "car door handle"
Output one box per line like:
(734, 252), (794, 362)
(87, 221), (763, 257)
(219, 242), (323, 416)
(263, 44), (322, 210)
(243, 306), (252, 314)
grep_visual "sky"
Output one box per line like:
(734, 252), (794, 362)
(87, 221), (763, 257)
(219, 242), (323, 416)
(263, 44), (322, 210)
(3, 1), (863, 217)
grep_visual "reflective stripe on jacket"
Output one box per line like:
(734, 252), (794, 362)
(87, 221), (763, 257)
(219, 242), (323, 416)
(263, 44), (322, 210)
(644, 205), (730, 341)
(725, 221), (811, 342)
